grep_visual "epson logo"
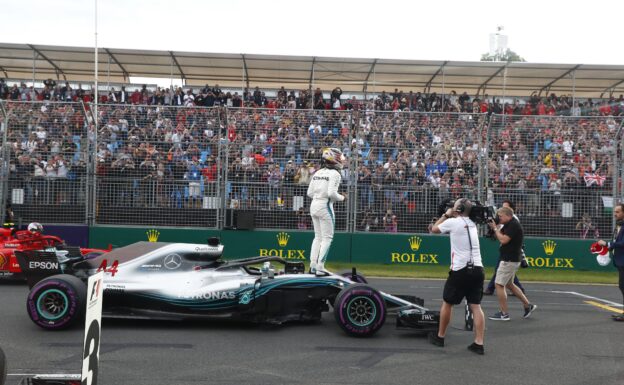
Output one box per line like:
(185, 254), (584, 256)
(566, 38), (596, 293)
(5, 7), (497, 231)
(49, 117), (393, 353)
(29, 261), (59, 270)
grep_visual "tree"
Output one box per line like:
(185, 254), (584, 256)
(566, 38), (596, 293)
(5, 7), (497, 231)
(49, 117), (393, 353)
(480, 49), (526, 62)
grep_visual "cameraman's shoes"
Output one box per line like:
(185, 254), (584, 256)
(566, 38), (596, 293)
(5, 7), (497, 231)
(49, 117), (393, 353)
(428, 332), (444, 347)
(468, 343), (484, 355)
(489, 311), (510, 321)
(523, 304), (537, 319)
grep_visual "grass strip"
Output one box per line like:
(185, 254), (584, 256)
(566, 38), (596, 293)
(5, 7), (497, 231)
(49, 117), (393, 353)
(326, 263), (618, 284)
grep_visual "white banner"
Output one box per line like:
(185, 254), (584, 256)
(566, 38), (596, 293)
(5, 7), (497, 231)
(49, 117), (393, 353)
(82, 271), (104, 385)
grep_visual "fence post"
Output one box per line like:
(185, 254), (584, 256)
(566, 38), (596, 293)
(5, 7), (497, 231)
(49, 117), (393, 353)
(347, 109), (356, 233)
(0, 100), (8, 226)
(217, 106), (228, 230)
(81, 101), (95, 226)
(477, 113), (491, 206)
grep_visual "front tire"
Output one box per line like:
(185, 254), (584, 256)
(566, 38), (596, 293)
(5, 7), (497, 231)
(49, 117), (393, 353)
(334, 284), (386, 337)
(336, 269), (368, 284)
(26, 274), (86, 330)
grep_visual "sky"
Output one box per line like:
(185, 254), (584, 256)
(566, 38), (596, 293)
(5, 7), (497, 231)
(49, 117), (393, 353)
(2, 0), (624, 65)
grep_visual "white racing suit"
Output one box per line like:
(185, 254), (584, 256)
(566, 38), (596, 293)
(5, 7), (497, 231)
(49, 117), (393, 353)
(307, 167), (344, 272)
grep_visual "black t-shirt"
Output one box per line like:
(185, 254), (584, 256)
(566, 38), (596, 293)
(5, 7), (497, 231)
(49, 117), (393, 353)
(499, 218), (524, 262)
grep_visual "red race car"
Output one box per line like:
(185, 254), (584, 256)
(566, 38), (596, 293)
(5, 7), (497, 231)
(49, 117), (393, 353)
(0, 222), (110, 279)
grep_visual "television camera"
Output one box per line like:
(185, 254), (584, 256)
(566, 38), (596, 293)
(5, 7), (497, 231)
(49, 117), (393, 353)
(436, 198), (496, 225)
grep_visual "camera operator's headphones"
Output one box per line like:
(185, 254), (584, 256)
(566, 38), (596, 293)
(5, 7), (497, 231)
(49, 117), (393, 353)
(455, 198), (473, 215)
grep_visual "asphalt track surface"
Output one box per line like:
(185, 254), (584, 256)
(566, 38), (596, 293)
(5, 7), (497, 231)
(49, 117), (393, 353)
(1, 278), (623, 385)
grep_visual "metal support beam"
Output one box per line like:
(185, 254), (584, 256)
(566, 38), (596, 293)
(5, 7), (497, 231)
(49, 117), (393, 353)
(169, 51), (186, 81)
(104, 48), (129, 80)
(601, 79), (624, 99)
(424, 61), (448, 94)
(476, 62), (509, 96)
(27, 44), (66, 81)
(362, 59), (378, 94)
(308, 57), (316, 90)
(538, 64), (581, 97)
(240, 54), (250, 90)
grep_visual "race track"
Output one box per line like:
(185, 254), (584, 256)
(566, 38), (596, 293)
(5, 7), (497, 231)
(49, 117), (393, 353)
(1, 278), (623, 385)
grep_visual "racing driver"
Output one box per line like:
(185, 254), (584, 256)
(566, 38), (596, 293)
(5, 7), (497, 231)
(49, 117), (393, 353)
(307, 148), (347, 275)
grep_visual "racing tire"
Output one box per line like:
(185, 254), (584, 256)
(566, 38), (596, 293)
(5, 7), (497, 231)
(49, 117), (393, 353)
(336, 269), (368, 284)
(26, 274), (86, 330)
(334, 283), (386, 337)
(0, 345), (6, 385)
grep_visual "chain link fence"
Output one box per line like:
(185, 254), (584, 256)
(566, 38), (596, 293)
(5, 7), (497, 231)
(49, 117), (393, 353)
(0, 100), (621, 239)
(1, 101), (89, 226)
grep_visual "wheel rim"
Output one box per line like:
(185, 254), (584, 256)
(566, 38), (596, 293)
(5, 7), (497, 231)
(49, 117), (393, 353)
(346, 296), (376, 327)
(36, 289), (69, 320)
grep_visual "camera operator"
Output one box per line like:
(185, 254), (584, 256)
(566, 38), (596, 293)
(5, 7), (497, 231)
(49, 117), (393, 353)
(487, 207), (537, 321)
(429, 198), (485, 355)
(484, 200), (525, 295)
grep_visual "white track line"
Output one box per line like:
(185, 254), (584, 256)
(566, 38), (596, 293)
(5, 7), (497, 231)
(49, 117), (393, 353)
(551, 290), (623, 307)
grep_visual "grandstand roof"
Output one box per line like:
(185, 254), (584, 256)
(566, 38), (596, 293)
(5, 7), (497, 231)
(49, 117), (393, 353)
(2, 42), (624, 98)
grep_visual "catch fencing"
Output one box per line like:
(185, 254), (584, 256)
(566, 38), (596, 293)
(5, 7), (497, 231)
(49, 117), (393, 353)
(0, 100), (621, 239)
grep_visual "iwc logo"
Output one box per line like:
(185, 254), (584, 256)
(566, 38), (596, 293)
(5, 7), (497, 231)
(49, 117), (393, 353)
(391, 236), (439, 264)
(259, 232), (306, 260)
(147, 229), (160, 242)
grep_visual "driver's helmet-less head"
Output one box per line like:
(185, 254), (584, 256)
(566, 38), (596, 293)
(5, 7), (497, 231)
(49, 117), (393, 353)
(321, 147), (345, 170)
(27, 222), (43, 234)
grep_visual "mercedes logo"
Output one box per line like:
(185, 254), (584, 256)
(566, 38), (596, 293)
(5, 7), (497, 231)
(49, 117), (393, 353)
(164, 254), (182, 270)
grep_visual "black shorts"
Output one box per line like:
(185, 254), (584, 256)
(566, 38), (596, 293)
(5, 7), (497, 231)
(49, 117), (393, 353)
(442, 266), (485, 305)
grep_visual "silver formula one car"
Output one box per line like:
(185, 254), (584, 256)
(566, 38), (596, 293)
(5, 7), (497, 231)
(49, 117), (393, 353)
(16, 238), (439, 337)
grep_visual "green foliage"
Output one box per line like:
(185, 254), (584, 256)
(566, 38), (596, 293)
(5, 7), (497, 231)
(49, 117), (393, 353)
(480, 49), (526, 62)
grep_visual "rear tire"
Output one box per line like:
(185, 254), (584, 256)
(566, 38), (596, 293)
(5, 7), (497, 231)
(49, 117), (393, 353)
(334, 283), (386, 337)
(26, 274), (86, 330)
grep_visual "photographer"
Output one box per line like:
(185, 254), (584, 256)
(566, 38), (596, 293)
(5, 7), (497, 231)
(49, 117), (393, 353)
(484, 200), (525, 295)
(429, 198), (485, 355)
(487, 207), (537, 321)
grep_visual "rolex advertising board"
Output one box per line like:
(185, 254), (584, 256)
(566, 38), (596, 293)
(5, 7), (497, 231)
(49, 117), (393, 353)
(350, 233), (500, 267)
(88, 227), (613, 271)
(522, 237), (613, 271)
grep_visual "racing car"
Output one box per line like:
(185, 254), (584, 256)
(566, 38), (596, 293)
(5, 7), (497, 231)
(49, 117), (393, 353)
(16, 238), (439, 337)
(0, 223), (109, 279)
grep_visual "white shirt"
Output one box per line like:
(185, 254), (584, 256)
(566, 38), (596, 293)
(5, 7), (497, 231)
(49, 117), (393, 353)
(437, 216), (483, 271)
(307, 168), (344, 202)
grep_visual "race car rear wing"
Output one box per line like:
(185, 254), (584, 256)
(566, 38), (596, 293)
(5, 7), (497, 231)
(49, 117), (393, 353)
(14, 250), (63, 289)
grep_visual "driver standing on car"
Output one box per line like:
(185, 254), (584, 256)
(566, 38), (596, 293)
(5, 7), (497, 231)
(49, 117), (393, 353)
(307, 148), (347, 276)
(429, 198), (486, 355)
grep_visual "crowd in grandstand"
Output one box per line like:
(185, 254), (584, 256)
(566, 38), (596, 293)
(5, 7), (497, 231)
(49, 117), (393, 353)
(1, 77), (620, 233)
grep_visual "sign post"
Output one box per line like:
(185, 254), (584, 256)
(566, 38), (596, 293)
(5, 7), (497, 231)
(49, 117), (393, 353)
(81, 271), (104, 385)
